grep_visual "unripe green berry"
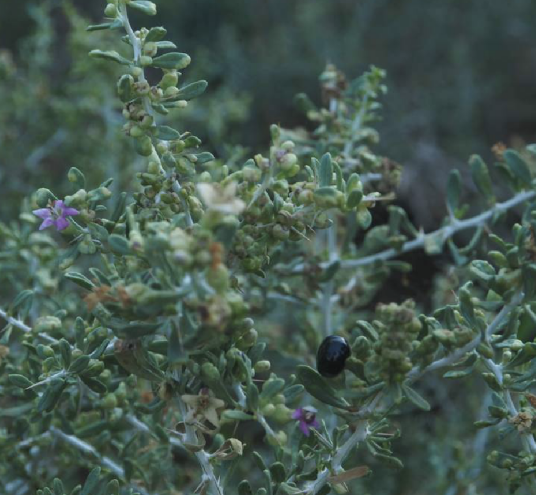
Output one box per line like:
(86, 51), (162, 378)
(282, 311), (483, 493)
(143, 42), (157, 57)
(104, 4), (117, 17)
(254, 360), (271, 374)
(140, 56), (153, 67)
(101, 393), (118, 410)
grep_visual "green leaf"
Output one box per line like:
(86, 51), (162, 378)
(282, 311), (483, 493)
(401, 383), (430, 411)
(167, 80), (208, 101)
(80, 376), (107, 394)
(64, 272), (95, 291)
(69, 355), (90, 374)
(81, 468), (101, 495)
(503, 149), (532, 185)
(346, 189), (363, 209)
(9, 374), (33, 388)
(374, 453), (404, 469)
(104, 480), (119, 495)
(195, 152), (215, 164)
(108, 234), (131, 255)
(152, 52), (191, 70)
(128, 1), (157, 16)
(297, 365), (350, 409)
(270, 462), (286, 484)
(87, 22), (114, 31)
(155, 41), (177, 50)
(145, 26), (167, 42)
(469, 260), (496, 283)
(469, 155), (495, 200)
(117, 74), (135, 103)
(37, 379), (66, 413)
(67, 167), (86, 189)
(155, 125), (180, 140)
(223, 410), (255, 421)
(446, 169), (462, 213)
(319, 153), (333, 187)
(89, 50), (131, 66)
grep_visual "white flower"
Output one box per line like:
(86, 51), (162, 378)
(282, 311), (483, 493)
(197, 182), (245, 215)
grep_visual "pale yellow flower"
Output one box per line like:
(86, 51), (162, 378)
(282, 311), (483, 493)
(181, 389), (225, 428)
(197, 182), (245, 215)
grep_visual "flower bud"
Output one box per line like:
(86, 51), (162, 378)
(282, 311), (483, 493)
(104, 4), (117, 17)
(35, 316), (62, 334)
(34, 188), (56, 208)
(140, 55), (153, 67)
(143, 42), (157, 57)
(279, 153), (297, 171)
(254, 360), (271, 374)
(261, 404), (276, 416)
(101, 393), (118, 410)
(160, 70), (179, 89)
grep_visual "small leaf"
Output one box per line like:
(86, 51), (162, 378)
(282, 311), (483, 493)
(503, 150), (532, 185)
(470, 260), (496, 283)
(89, 50), (131, 66)
(67, 167), (86, 189)
(374, 453), (404, 469)
(319, 153), (333, 187)
(446, 169), (462, 213)
(155, 125), (180, 140)
(145, 26), (167, 42)
(64, 272), (95, 291)
(117, 74), (135, 103)
(223, 410), (254, 421)
(401, 383), (430, 411)
(469, 155), (495, 200)
(81, 468), (101, 495)
(128, 1), (157, 15)
(346, 189), (363, 209)
(329, 465), (370, 484)
(152, 52), (191, 70)
(167, 80), (208, 101)
(69, 355), (90, 374)
(108, 234), (131, 255)
(9, 374), (33, 388)
(297, 365), (350, 409)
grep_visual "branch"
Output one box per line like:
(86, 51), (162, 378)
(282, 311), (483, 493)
(0, 307), (58, 345)
(407, 291), (523, 383)
(291, 189), (536, 275)
(50, 427), (151, 495)
(119, 1), (193, 227)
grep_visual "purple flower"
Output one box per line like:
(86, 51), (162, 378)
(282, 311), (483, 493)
(292, 406), (320, 437)
(32, 200), (79, 231)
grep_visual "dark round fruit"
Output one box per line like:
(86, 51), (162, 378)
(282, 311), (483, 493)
(316, 335), (351, 377)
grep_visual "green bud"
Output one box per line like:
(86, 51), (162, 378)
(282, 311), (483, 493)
(272, 404), (292, 424)
(34, 188), (56, 208)
(101, 393), (118, 410)
(160, 71), (178, 89)
(254, 360), (271, 374)
(35, 316), (62, 334)
(201, 362), (221, 382)
(261, 404), (276, 416)
(104, 4), (117, 17)
(140, 55), (153, 67)
(143, 42), (158, 57)
(136, 135), (153, 156)
(271, 224), (289, 241)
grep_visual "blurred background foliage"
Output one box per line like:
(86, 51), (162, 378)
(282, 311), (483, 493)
(1, 1), (536, 493)
(2, 0), (536, 224)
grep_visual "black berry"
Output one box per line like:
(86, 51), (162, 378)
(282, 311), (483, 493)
(316, 335), (351, 377)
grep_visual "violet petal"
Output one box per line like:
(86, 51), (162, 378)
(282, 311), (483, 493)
(39, 217), (54, 230)
(55, 217), (70, 231)
(32, 208), (51, 220)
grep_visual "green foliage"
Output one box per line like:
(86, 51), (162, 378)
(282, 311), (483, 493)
(2, 2), (536, 495)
